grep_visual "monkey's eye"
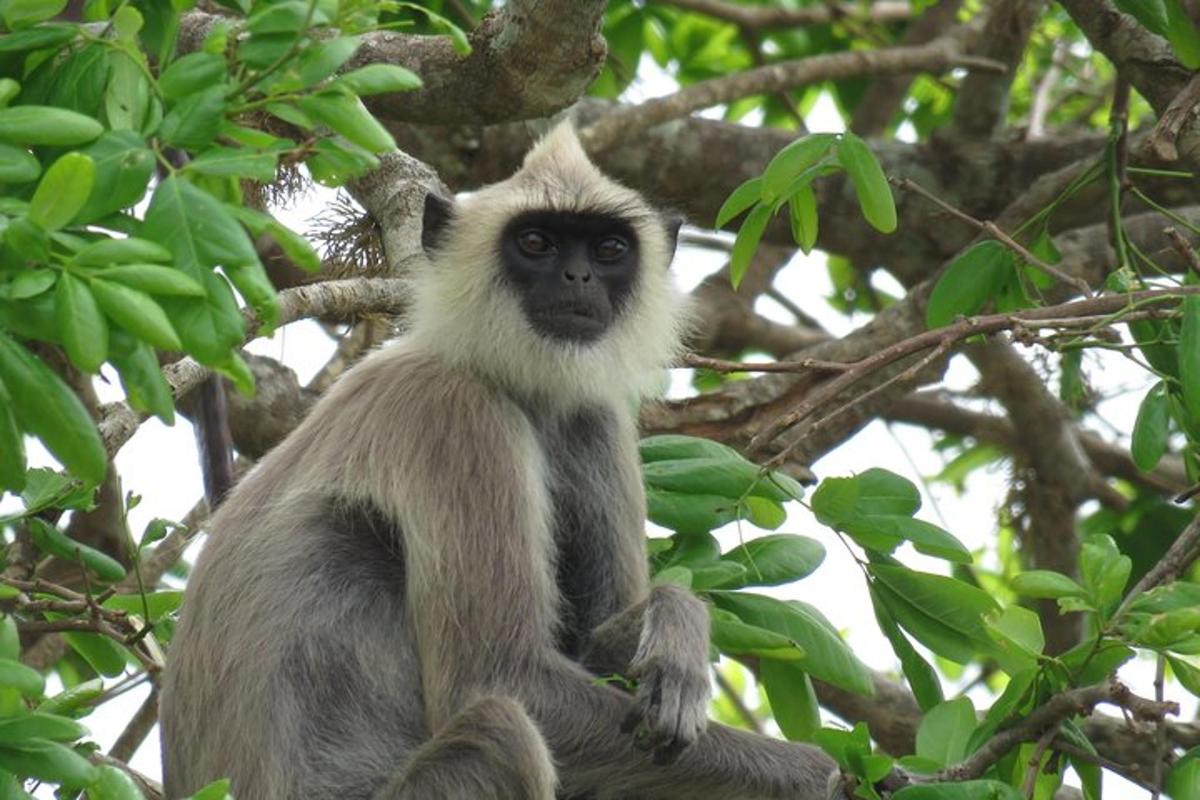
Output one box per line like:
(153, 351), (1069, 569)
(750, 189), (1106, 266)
(593, 236), (629, 262)
(516, 230), (554, 256)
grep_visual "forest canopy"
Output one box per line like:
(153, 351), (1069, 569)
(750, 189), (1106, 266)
(1, 1), (1200, 799)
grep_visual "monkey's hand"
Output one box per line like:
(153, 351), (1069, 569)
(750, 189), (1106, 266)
(619, 584), (711, 765)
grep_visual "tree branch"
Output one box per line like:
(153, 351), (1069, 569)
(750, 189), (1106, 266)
(580, 32), (1005, 152)
(650, 0), (914, 31)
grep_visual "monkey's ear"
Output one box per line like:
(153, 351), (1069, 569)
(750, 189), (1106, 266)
(665, 214), (685, 256)
(422, 193), (455, 256)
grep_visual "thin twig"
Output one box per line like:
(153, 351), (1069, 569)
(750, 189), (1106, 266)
(1022, 724), (1060, 799)
(1114, 514), (1200, 620)
(1165, 226), (1200, 280)
(747, 286), (1200, 456)
(110, 687), (161, 763)
(892, 177), (1094, 296)
(1144, 73), (1200, 162)
(713, 667), (763, 734)
(934, 679), (1177, 782)
(682, 353), (851, 375)
(1152, 654), (1166, 800)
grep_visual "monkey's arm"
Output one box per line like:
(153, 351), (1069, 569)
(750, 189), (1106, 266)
(580, 584), (713, 761)
(398, 385), (840, 800)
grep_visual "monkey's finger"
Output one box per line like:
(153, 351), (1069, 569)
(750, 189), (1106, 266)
(652, 737), (689, 765)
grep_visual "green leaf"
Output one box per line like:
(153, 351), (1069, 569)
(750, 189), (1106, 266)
(1167, 747), (1200, 800)
(651, 565), (692, 588)
(87, 764), (144, 800)
(104, 51), (150, 132)
(646, 487), (739, 534)
(159, 52), (227, 100)
(1133, 381), (1171, 471)
(730, 203), (771, 289)
(103, 590), (183, 620)
(29, 152), (94, 231)
(0, 23), (75, 53)
(97, 264), (206, 297)
(185, 147), (278, 182)
(36, 678), (102, 716)
(159, 85), (225, 150)
(712, 591), (874, 695)
(743, 496), (786, 530)
(926, 241), (1015, 329)
(223, 258), (280, 332)
(73, 131), (155, 224)
(332, 63), (422, 95)
(1180, 296), (1200, 426)
(55, 272), (108, 372)
(0, 142), (39, 183)
(0, 659), (43, 696)
(644, 457), (795, 503)
(762, 134), (837, 201)
(0, 106), (102, 146)
(1132, 582), (1200, 614)
(185, 779), (234, 800)
(870, 585), (943, 711)
(0, 330), (106, 484)
(109, 333), (173, 423)
(304, 136), (379, 185)
(1, 0), (67, 29)
(0, 738), (98, 788)
(284, 35), (361, 90)
(837, 132), (896, 233)
(90, 279), (182, 350)
(296, 90), (395, 153)
(714, 176), (763, 228)
(916, 697), (977, 767)
(27, 517), (126, 582)
(73, 236), (172, 267)
(224, 203), (320, 272)
(1011, 570), (1086, 599)
(720, 534), (825, 587)
(19, 468), (92, 512)
(871, 564), (999, 664)
(812, 469), (921, 526)
(1168, 655), (1200, 697)
(142, 177), (258, 362)
(0, 382), (26, 492)
(641, 434), (742, 463)
(710, 607), (805, 661)
(788, 184), (818, 253)
(761, 659), (820, 740)
(0, 618), (15, 661)
(0, 713), (86, 744)
(245, 0), (326, 34)
(893, 781), (1022, 800)
(983, 605), (1045, 673)
(1080, 535), (1132, 618)
(1165, 0), (1200, 67)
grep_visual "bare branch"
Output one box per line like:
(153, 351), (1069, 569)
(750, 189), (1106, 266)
(650, 0), (914, 31)
(580, 33), (1005, 151)
(935, 679), (1178, 782)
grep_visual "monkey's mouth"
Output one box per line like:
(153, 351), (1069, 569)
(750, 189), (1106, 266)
(530, 303), (610, 343)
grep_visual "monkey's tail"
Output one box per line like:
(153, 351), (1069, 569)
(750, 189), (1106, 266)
(194, 374), (235, 508)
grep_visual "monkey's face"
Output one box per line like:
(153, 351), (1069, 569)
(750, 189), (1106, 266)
(499, 210), (640, 345)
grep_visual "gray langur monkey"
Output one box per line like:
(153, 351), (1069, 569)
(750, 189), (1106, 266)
(160, 125), (843, 800)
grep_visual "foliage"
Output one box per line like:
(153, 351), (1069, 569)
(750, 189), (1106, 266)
(3, 0), (1200, 799)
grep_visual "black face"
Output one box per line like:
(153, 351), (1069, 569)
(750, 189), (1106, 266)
(499, 211), (640, 344)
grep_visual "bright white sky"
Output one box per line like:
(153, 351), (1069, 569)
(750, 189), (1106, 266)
(11, 67), (1194, 800)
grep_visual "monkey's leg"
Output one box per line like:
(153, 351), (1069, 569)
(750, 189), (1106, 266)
(581, 584), (711, 762)
(380, 694), (557, 800)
